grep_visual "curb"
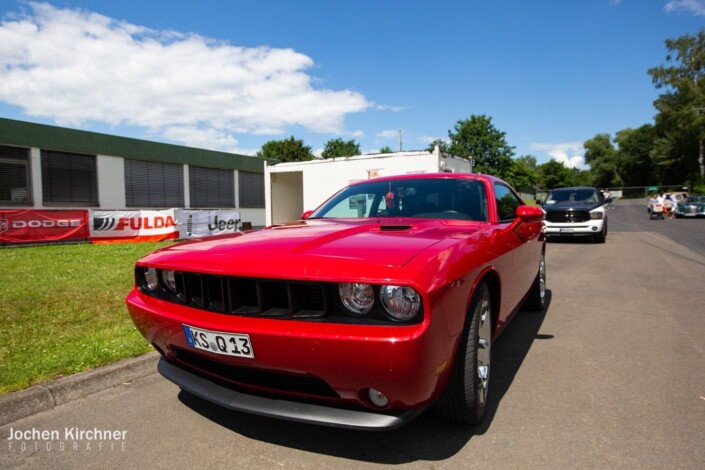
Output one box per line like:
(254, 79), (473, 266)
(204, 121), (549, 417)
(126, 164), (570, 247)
(0, 351), (160, 427)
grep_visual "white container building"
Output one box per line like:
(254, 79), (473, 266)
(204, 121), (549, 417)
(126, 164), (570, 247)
(264, 146), (472, 225)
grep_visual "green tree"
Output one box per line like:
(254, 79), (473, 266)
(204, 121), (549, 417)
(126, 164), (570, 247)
(504, 158), (538, 192)
(584, 133), (623, 188)
(614, 125), (657, 186)
(648, 29), (705, 181)
(426, 139), (449, 152)
(447, 115), (515, 178)
(517, 154), (538, 173)
(321, 138), (361, 158)
(256, 136), (314, 162)
(379, 146), (393, 154)
(570, 167), (593, 187)
(538, 159), (575, 189)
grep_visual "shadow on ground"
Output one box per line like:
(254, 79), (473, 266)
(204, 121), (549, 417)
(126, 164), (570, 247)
(546, 235), (602, 244)
(178, 292), (552, 464)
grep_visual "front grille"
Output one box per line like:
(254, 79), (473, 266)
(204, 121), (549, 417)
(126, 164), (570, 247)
(682, 206), (697, 214)
(546, 210), (590, 223)
(137, 268), (424, 324)
(173, 347), (339, 398)
(173, 273), (327, 318)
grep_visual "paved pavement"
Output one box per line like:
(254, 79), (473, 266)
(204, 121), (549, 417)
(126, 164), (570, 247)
(609, 198), (705, 256)
(2, 202), (704, 469)
(0, 353), (159, 427)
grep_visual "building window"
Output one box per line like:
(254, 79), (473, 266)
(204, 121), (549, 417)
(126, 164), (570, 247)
(125, 160), (184, 207)
(238, 171), (265, 208)
(0, 145), (31, 205)
(189, 166), (235, 208)
(41, 150), (97, 206)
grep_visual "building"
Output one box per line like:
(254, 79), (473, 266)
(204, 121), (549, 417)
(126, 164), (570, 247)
(265, 147), (473, 225)
(0, 118), (272, 227)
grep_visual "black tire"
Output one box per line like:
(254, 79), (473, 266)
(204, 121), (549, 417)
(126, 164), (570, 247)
(523, 252), (546, 311)
(593, 223), (607, 243)
(434, 282), (492, 424)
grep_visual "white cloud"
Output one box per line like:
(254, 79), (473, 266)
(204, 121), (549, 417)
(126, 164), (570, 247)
(373, 103), (406, 112)
(160, 126), (239, 153)
(418, 134), (448, 145)
(529, 142), (586, 169)
(664, 0), (705, 15)
(377, 129), (401, 139)
(0, 3), (370, 150)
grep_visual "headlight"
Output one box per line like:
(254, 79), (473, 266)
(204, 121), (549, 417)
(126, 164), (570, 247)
(143, 267), (158, 291)
(380, 285), (421, 322)
(590, 211), (604, 220)
(339, 283), (374, 315)
(162, 270), (176, 292)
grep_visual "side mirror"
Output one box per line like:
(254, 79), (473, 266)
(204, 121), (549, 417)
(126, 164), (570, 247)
(301, 210), (314, 220)
(516, 205), (544, 223)
(535, 199), (543, 206)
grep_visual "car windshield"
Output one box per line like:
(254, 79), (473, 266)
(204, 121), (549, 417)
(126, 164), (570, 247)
(689, 196), (705, 203)
(309, 178), (489, 221)
(545, 188), (598, 204)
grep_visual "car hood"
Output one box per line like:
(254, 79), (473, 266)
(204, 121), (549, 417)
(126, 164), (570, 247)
(542, 201), (602, 212)
(682, 200), (705, 207)
(139, 219), (483, 281)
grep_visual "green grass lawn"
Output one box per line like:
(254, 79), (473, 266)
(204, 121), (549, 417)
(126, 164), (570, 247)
(0, 241), (171, 395)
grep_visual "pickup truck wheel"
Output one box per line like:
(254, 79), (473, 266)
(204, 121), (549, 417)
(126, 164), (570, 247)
(523, 252), (546, 311)
(593, 224), (607, 243)
(435, 282), (492, 424)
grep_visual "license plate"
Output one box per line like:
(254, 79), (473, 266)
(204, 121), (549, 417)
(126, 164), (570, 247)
(559, 228), (574, 233)
(182, 325), (255, 358)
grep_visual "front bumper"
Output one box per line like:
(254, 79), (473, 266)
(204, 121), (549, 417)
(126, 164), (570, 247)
(544, 219), (604, 236)
(158, 358), (425, 430)
(675, 208), (705, 218)
(126, 288), (456, 427)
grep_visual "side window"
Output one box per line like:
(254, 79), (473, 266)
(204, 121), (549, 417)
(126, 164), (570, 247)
(238, 171), (265, 208)
(190, 166), (234, 208)
(322, 193), (374, 218)
(125, 159), (184, 207)
(494, 183), (522, 222)
(42, 150), (98, 206)
(0, 145), (31, 205)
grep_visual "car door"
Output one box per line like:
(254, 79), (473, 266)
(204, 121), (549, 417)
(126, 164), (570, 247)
(492, 183), (539, 327)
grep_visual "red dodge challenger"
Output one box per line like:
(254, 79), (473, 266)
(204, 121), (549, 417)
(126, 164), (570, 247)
(126, 173), (546, 430)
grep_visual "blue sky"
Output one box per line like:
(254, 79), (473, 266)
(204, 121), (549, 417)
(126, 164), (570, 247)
(1, 1), (704, 168)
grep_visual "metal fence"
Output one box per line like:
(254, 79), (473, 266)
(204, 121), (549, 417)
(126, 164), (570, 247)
(532, 185), (690, 201)
(617, 185), (690, 199)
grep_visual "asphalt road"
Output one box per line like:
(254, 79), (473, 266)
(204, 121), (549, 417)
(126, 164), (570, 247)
(2, 201), (705, 469)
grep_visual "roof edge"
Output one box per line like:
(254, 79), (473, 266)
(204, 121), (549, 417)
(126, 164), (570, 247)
(0, 118), (277, 173)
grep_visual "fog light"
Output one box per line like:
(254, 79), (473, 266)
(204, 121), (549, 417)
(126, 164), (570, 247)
(591, 226), (598, 232)
(367, 388), (389, 408)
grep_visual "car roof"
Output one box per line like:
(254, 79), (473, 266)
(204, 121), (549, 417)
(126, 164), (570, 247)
(348, 172), (500, 186)
(549, 186), (598, 192)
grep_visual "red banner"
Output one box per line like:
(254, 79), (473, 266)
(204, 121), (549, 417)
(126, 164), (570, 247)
(0, 210), (89, 244)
